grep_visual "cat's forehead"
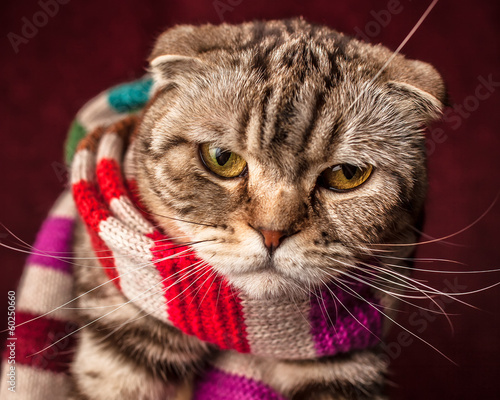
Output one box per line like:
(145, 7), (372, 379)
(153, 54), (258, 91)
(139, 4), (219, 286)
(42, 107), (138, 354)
(147, 20), (438, 181)
(172, 62), (415, 176)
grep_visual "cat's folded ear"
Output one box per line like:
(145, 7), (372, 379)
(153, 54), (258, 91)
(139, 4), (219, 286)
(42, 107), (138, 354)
(149, 54), (206, 91)
(148, 25), (210, 91)
(386, 58), (449, 124)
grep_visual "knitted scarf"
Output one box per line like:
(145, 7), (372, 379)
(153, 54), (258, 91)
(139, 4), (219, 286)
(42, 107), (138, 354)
(1, 77), (382, 400)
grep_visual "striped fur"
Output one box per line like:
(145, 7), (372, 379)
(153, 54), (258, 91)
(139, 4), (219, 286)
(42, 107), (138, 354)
(137, 19), (445, 302)
(132, 18), (444, 398)
(2, 18), (447, 400)
(67, 113), (384, 398)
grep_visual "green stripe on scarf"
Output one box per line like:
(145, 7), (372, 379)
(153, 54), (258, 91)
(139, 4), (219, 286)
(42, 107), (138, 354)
(65, 119), (87, 165)
(64, 77), (153, 164)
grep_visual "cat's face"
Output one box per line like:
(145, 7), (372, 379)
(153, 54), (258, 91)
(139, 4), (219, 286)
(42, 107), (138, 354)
(136, 19), (445, 298)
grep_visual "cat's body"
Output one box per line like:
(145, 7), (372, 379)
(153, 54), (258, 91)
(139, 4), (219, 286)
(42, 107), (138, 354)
(68, 19), (446, 399)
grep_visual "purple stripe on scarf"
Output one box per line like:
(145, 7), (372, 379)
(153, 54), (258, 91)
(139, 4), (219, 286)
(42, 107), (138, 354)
(192, 367), (286, 400)
(309, 283), (382, 356)
(27, 217), (75, 273)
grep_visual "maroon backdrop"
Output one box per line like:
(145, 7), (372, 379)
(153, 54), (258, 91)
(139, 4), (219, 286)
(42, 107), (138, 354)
(1, 1), (499, 398)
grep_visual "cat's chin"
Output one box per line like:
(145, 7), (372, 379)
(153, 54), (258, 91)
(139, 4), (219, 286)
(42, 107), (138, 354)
(224, 270), (314, 300)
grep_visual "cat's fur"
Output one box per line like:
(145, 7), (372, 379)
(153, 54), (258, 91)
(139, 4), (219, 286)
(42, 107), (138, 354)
(69, 18), (446, 399)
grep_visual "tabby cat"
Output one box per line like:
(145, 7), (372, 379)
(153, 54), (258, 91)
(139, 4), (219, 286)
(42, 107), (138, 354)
(69, 18), (446, 399)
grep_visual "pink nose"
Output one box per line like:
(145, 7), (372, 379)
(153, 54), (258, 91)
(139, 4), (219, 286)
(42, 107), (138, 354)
(259, 229), (285, 252)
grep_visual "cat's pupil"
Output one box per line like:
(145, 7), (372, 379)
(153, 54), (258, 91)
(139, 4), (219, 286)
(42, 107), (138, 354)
(341, 164), (358, 180)
(215, 149), (231, 166)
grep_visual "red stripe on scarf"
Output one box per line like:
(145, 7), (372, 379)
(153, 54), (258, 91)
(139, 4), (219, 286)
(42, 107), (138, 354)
(72, 180), (120, 288)
(88, 229), (121, 288)
(72, 180), (110, 232)
(148, 231), (250, 353)
(96, 158), (127, 203)
(3, 312), (77, 373)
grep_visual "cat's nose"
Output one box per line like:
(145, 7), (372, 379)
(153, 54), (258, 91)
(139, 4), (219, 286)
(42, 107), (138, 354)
(259, 229), (286, 253)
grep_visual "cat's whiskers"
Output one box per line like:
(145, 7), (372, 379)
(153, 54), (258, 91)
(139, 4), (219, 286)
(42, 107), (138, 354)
(96, 262), (213, 340)
(98, 307), (148, 341)
(160, 263), (212, 307)
(134, 206), (218, 228)
(357, 261), (442, 295)
(318, 275), (382, 342)
(0, 225), (215, 268)
(368, 193), (498, 249)
(353, 263), (456, 325)
(324, 258), (455, 318)
(260, 277), (316, 329)
(185, 254), (223, 311)
(61, 257), (207, 312)
(328, 256), (499, 334)
(312, 283), (338, 335)
(358, 260), (485, 310)
(176, 262), (216, 307)
(287, 279), (313, 297)
(321, 272), (384, 311)
(1, 221), (194, 253)
(0, 223), (121, 259)
(291, 292), (315, 330)
(27, 258), (211, 358)
(6, 247), (199, 332)
(150, 239), (217, 254)
(125, 259), (209, 305)
(195, 270), (219, 311)
(342, 239), (500, 275)
(329, 256), (435, 297)
(321, 268), (457, 364)
(352, 265), (428, 296)
(328, 259), (449, 299)
(213, 277), (224, 320)
(374, 253), (464, 265)
(383, 261), (500, 274)
(343, 0), (439, 115)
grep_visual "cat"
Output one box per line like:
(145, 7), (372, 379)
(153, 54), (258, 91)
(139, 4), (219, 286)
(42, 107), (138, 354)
(68, 18), (446, 400)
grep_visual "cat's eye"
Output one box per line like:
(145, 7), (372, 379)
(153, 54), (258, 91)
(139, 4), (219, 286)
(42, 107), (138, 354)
(199, 143), (247, 178)
(320, 164), (373, 192)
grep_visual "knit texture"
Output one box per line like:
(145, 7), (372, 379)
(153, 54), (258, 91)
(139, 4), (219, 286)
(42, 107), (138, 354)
(1, 78), (383, 399)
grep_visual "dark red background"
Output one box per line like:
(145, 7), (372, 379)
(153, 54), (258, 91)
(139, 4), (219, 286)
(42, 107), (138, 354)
(1, 0), (499, 398)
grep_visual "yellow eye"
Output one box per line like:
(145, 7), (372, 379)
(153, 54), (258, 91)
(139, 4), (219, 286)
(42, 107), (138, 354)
(199, 143), (247, 178)
(320, 164), (373, 191)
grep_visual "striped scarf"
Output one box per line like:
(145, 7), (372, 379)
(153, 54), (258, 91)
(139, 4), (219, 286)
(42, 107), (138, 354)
(1, 77), (382, 400)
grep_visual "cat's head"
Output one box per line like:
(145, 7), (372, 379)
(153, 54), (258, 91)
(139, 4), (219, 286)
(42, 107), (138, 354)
(135, 19), (446, 299)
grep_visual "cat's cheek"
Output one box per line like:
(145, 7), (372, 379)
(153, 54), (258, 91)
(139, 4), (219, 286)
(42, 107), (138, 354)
(161, 217), (191, 244)
(143, 193), (193, 244)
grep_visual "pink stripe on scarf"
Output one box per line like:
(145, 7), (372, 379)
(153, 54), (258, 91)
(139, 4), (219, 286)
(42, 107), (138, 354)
(27, 217), (75, 273)
(193, 367), (286, 400)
